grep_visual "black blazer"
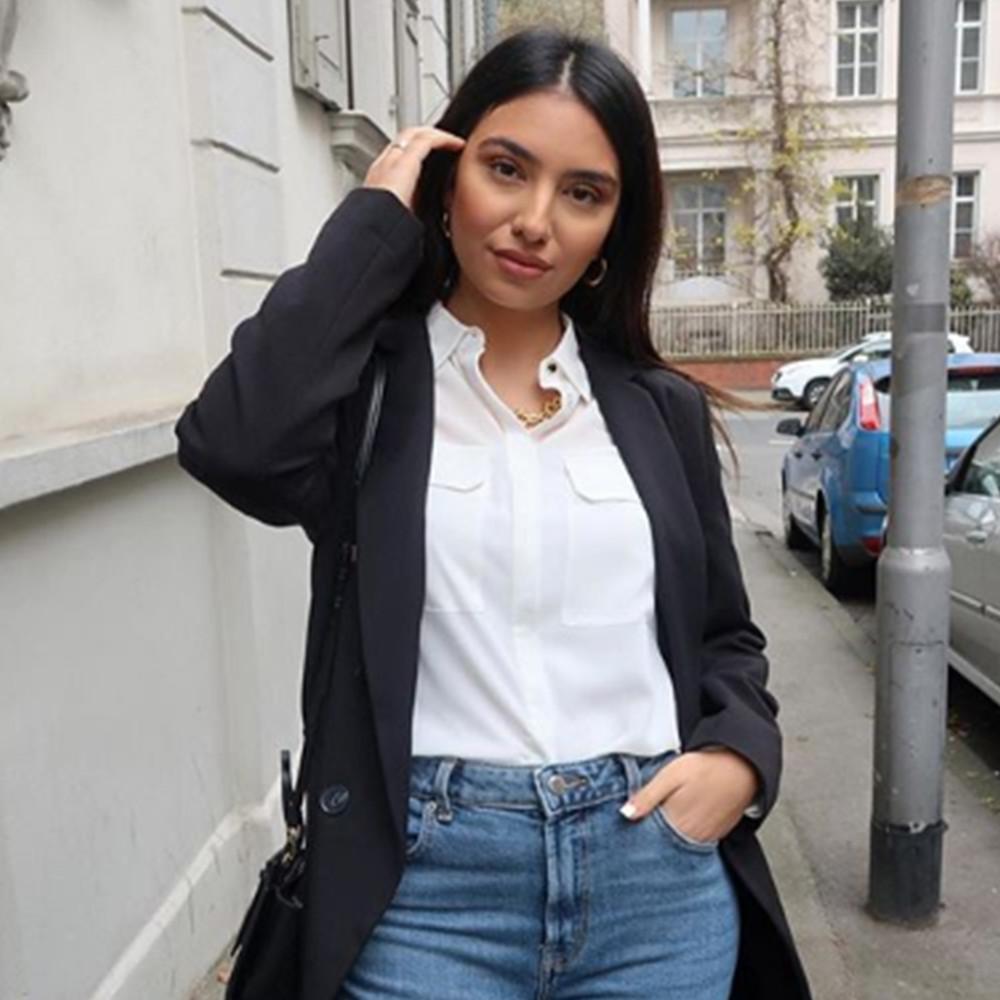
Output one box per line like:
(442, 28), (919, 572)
(175, 187), (812, 1000)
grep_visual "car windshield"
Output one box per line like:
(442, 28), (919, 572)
(834, 333), (963, 363)
(836, 340), (889, 362)
(835, 344), (865, 361)
(873, 370), (1000, 430)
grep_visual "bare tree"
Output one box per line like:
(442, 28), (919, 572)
(685, 0), (863, 302)
(959, 231), (1000, 305)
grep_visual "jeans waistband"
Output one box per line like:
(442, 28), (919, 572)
(408, 748), (679, 820)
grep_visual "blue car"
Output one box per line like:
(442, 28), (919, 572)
(777, 353), (1000, 593)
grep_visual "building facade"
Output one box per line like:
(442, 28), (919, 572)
(0, 3), (479, 998)
(605, 0), (999, 304)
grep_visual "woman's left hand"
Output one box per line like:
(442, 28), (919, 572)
(620, 749), (759, 843)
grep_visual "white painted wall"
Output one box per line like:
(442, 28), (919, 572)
(0, 2), (465, 998)
(0, 0), (204, 441)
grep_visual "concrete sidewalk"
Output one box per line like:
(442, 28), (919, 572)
(736, 515), (1000, 1000)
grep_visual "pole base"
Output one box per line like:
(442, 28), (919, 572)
(867, 819), (945, 924)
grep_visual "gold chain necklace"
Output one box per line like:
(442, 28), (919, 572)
(514, 393), (562, 428)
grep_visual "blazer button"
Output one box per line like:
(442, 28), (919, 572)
(318, 784), (351, 816)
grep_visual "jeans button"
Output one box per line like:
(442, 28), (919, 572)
(319, 784), (351, 816)
(548, 774), (567, 794)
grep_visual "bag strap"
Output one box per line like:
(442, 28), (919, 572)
(281, 352), (387, 844)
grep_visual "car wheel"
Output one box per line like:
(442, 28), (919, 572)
(781, 484), (809, 550)
(803, 378), (829, 411)
(819, 508), (856, 595)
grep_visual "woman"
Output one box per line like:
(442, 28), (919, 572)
(175, 26), (811, 1000)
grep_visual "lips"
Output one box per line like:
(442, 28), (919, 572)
(493, 249), (551, 271)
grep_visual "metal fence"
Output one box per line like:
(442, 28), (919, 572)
(649, 300), (1000, 358)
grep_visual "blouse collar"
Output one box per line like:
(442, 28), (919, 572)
(425, 299), (592, 403)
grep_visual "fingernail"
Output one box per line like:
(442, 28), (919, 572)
(619, 801), (637, 820)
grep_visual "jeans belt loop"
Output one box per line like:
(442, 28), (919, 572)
(433, 757), (458, 823)
(618, 753), (642, 798)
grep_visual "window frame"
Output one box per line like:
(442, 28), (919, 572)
(288, 0), (351, 111)
(670, 181), (728, 277)
(834, 1), (882, 100)
(670, 6), (729, 100)
(393, 0), (422, 129)
(955, 0), (985, 95)
(952, 170), (980, 260)
(833, 173), (881, 230)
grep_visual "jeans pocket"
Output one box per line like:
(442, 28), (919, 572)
(404, 794), (438, 861)
(651, 803), (719, 854)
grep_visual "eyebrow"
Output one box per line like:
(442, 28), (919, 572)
(477, 136), (620, 190)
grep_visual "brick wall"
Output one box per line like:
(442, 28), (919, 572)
(668, 357), (784, 391)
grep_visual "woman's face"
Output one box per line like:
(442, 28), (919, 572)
(444, 89), (621, 313)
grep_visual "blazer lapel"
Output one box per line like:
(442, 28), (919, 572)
(355, 308), (434, 844)
(577, 333), (705, 739)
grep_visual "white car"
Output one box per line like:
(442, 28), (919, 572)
(771, 331), (974, 410)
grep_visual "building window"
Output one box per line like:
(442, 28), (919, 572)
(394, 0), (421, 128)
(671, 183), (727, 276)
(672, 8), (728, 99)
(952, 172), (978, 259)
(956, 0), (984, 94)
(834, 175), (879, 229)
(289, 0), (350, 109)
(836, 2), (880, 97)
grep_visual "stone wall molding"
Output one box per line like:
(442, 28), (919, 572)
(0, 0), (28, 160)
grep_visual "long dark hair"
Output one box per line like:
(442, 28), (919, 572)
(402, 26), (741, 458)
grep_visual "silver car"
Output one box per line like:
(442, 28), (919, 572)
(944, 414), (1000, 707)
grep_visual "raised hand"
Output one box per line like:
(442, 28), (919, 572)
(363, 126), (466, 214)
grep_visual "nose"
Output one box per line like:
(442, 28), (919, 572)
(512, 187), (555, 244)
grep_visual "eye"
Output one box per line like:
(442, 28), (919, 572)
(571, 186), (602, 206)
(488, 157), (521, 180)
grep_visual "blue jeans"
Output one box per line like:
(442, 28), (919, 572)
(338, 749), (739, 999)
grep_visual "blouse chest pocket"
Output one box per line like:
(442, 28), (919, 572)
(424, 443), (490, 613)
(561, 448), (655, 627)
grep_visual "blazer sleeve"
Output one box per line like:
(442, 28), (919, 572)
(174, 186), (425, 538)
(680, 386), (782, 823)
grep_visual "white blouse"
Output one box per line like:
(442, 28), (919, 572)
(410, 299), (681, 765)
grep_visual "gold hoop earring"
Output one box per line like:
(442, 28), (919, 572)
(442, 210), (451, 239)
(584, 257), (608, 287)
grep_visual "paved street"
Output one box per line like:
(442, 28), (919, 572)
(720, 394), (878, 637)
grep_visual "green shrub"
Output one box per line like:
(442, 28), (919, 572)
(950, 266), (974, 309)
(818, 219), (894, 300)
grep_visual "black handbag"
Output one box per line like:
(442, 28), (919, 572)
(224, 354), (388, 1000)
